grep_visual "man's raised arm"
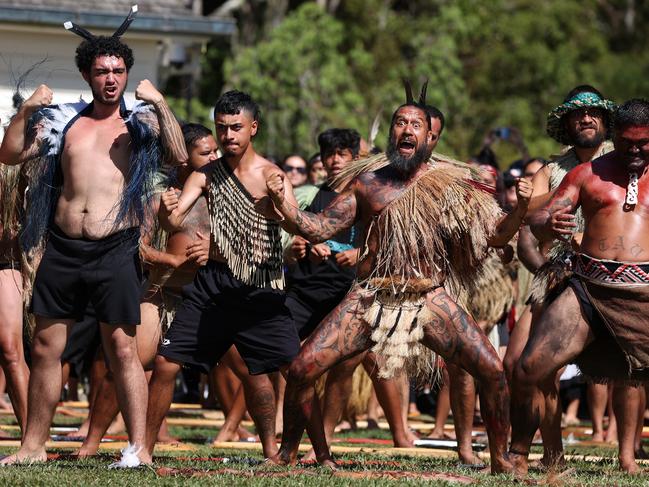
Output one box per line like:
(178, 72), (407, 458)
(529, 168), (583, 244)
(0, 85), (52, 166)
(267, 171), (357, 243)
(135, 80), (188, 166)
(159, 166), (208, 232)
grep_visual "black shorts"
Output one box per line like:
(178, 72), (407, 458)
(31, 225), (142, 325)
(285, 291), (348, 340)
(159, 261), (299, 375)
(61, 306), (101, 378)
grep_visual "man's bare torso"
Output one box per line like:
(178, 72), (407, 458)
(55, 115), (131, 239)
(577, 152), (649, 261)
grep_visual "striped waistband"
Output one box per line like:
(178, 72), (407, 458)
(574, 253), (649, 285)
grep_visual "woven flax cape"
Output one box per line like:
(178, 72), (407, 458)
(208, 160), (284, 290)
(334, 153), (503, 381)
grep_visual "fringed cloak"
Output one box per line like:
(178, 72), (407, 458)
(208, 160), (285, 290)
(334, 153), (504, 381)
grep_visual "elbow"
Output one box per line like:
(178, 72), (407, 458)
(0, 149), (20, 166)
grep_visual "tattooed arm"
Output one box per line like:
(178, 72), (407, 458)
(135, 80), (188, 166)
(267, 172), (358, 243)
(0, 85), (51, 165)
(529, 165), (585, 243)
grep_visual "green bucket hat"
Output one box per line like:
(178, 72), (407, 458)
(546, 91), (616, 145)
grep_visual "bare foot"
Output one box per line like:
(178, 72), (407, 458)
(156, 432), (178, 444)
(73, 446), (98, 458)
(406, 429), (419, 444)
(529, 454), (566, 471)
(393, 435), (414, 448)
(214, 425), (251, 444)
(320, 458), (338, 471)
(264, 452), (294, 466)
(427, 431), (454, 440)
(458, 449), (483, 467)
(302, 448), (316, 462)
(591, 431), (604, 442)
(619, 457), (640, 474)
(138, 451), (153, 465)
(0, 448), (47, 465)
(237, 426), (256, 442)
(508, 451), (528, 477)
(65, 423), (89, 439)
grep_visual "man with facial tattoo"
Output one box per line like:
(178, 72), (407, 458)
(512, 99), (649, 475)
(265, 84), (532, 473)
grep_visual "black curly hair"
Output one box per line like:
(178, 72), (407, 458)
(75, 36), (134, 73)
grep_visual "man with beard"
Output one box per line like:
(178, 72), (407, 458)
(504, 86), (616, 468)
(286, 128), (415, 456)
(511, 99), (649, 475)
(265, 88), (532, 473)
(0, 8), (187, 466)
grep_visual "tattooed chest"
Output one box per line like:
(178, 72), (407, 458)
(361, 179), (409, 214)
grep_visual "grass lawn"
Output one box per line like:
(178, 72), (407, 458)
(0, 411), (646, 486)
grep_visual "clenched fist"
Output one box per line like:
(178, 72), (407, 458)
(290, 236), (309, 260)
(548, 205), (577, 242)
(515, 177), (533, 209)
(23, 84), (53, 112)
(266, 171), (286, 206)
(135, 79), (163, 105)
(161, 187), (179, 213)
(186, 231), (210, 266)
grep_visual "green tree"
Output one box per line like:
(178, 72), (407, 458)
(224, 3), (367, 158)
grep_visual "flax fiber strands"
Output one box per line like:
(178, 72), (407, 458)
(208, 161), (284, 289)
(333, 153), (503, 381)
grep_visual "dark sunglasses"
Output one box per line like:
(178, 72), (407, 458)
(284, 165), (307, 175)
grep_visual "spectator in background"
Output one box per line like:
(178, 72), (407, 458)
(283, 155), (308, 188)
(307, 153), (327, 186)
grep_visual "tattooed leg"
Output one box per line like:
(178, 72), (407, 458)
(227, 355), (278, 458)
(271, 288), (373, 466)
(420, 287), (511, 474)
(509, 286), (593, 475)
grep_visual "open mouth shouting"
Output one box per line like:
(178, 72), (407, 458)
(398, 138), (416, 157)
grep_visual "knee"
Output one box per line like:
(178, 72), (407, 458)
(475, 353), (506, 384)
(152, 354), (181, 379)
(287, 358), (318, 387)
(107, 336), (139, 365)
(513, 355), (544, 388)
(31, 332), (59, 363)
(0, 336), (22, 366)
(503, 354), (516, 381)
